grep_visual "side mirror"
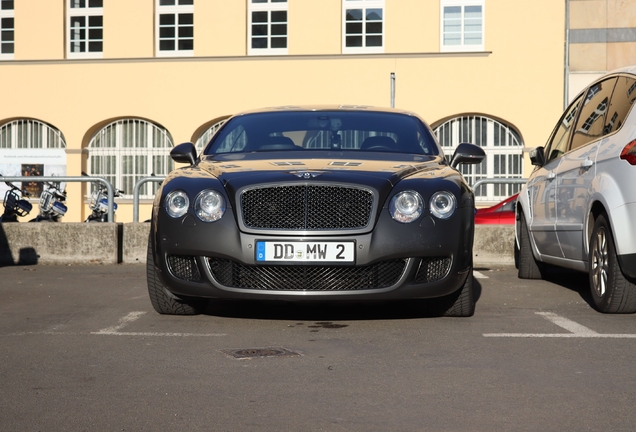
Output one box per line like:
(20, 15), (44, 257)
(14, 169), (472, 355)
(529, 147), (545, 167)
(171, 142), (197, 166)
(450, 143), (486, 168)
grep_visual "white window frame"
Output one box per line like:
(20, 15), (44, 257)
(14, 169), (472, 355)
(87, 119), (174, 199)
(0, 119), (66, 149)
(67, 0), (104, 59)
(342, 0), (384, 54)
(248, 0), (288, 56)
(440, 0), (484, 52)
(433, 115), (523, 202)
(156, 0), (194, 58)
(0, 0), (14, 60)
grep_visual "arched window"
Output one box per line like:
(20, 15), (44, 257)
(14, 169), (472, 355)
(0, 119), (66, 149)
(433, 115), (524, 201)
(0, 119), (67, 197)
(87, 119), (174, 199)
(195, 118), (228, 153)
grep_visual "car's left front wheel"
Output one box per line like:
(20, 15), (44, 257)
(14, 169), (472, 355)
(146, 234), (208, 315)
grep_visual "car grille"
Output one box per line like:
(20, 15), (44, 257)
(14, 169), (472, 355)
(206, 258), (407, 291)
(167, 255), (201, 282)
(240, 185), (374, 230)
(414, 257), (452, 283)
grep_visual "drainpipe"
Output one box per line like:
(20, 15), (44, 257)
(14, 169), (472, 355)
(390, 72), (396, 108)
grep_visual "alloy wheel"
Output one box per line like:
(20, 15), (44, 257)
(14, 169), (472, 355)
(591, 227), (609, 297)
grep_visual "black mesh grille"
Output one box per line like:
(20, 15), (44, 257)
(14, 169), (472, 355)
(206, 258), (407, 291)
(167, 255), (201, 282)
(414, 257), (452, 283)
(241, 185), (373, 230)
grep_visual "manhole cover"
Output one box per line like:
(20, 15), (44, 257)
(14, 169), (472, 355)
(221, 347), (301, 359)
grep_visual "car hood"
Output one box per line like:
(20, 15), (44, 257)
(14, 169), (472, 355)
(197, 152), (449, 192)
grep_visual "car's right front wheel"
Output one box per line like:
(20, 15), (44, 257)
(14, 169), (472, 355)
(146, 234), (208, 315)
(589, 214), (636, 314)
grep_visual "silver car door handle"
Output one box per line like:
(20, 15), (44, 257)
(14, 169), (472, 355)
(581, 159), (594, 169)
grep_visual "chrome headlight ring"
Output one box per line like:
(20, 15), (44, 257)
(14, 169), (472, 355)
(429, 191), (456, 219)
(164, 190), (189, 218)
(194, 189), (226, 222)
(390, 190), (423, 223)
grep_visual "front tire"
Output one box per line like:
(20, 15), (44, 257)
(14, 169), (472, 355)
(589, 215), (636, 313)
(146, 234), (207, 315)
(435, 266), (475, 317)
(518, 212), (544, 279)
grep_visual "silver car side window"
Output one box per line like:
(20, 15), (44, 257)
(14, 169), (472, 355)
(603, 76), (636, 135)
(570, 77), (618, 151)
(544, 94), (583, 164)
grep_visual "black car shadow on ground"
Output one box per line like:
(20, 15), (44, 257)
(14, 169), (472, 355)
(540, 265), (595, 309)
(200, 277), (483, 321)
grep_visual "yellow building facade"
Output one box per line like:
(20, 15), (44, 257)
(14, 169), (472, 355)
(568, 0), (636, 100)
(0, 0), (567, 222)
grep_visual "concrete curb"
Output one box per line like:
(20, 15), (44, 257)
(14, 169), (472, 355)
(0, 223), (120, 265)
(0, 223), (515, 267)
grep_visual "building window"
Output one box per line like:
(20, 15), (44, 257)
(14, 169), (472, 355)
(87, 119), (174, 199)
(156, 0), (194, 57)
(67, 0), (103, 59)
(0, 119), (66, 149)
(0, 119), (67, 197)
(248, 0), (287, 56)
(343, 0), (384, 54)
(0, 0), (14, 60)
(440, 0), (484, 52)
(433, 115), (523, 201)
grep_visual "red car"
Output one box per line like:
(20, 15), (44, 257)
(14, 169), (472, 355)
(474, 193), (518, 224)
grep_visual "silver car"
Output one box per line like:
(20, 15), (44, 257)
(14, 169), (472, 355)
(516, 65), (636, 313)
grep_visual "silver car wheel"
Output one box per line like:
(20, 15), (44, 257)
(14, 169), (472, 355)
(591, 226), (609, 298)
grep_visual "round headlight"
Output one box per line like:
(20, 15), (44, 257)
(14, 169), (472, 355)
(195, 190), (226, 222)
(164, 190), (189, 218)
(429, 191), (456, 219)
(390, 190), (423, 223)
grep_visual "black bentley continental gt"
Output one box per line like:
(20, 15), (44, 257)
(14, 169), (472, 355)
(147, 106), (485, 317)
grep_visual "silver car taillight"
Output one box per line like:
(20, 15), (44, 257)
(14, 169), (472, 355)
(620, 139), (636, 165)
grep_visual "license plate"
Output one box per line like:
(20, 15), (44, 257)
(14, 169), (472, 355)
(255, 241), (355, 263)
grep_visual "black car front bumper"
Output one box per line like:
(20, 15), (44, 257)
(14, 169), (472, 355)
(151, 203), (474, 302)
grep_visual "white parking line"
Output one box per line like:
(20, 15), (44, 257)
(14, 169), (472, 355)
(92, 331), (227, 337)
(93, 311), (147, 334)
(473, 271), (488, 279)
(90, 311), (226, 337)
(536, 312), (598, 335)
(7, 311), (226, 338)
(484, 312), (636, 338)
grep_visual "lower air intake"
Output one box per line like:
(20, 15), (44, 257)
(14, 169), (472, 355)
(206, 258), (408, 291)
(167, 255), (201, 282)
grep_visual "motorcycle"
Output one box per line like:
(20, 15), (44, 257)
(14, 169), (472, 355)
(82, 172), (124, 222)
(30, 181), (68, 222)
(0, 178), (33, 223)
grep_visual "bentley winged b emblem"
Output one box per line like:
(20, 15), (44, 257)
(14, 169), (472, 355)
(290, 171), (324, 179)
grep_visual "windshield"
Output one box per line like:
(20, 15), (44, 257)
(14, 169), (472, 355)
(204, 111), (440, 156)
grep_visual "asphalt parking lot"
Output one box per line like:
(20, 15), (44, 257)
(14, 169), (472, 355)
(2, 263), (636, 431)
